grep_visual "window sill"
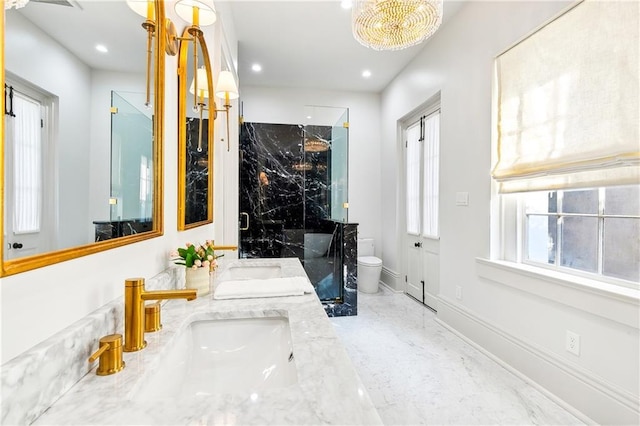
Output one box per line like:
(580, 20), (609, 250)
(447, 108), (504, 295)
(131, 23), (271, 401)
(476, 258), (640, 328)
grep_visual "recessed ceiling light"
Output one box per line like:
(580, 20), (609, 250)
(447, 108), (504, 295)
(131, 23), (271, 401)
(306, 115), (312, 119)
(251, 63), (262, 72)
(95, 44), (108, 53)
(341, 0), (352, 9)
(362, 70), (372, 78)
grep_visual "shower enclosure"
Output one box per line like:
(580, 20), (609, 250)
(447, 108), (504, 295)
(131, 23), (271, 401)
(239, 106), (357, 315)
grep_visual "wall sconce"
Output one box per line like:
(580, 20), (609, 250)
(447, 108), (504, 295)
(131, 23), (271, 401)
(174, 0), (216, 112)
(189, 66), (209, 152)
(214, 70), (239, 152)
(126, 0), (179, 108)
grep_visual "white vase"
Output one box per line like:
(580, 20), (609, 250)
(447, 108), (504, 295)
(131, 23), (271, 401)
(185, 267), (210, 296)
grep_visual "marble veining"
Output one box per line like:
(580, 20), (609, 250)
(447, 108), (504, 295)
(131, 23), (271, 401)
(331, 287), (586, 425)
(184, 117), (209, 225)
(28, 259), (381, 425)
(0, 268), (180, 426)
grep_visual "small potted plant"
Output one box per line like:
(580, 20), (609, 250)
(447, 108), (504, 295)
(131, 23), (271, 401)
(171, 240), (223, 296)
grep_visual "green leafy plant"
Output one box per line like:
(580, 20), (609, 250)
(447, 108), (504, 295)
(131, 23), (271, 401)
(171, 240), (223, 272)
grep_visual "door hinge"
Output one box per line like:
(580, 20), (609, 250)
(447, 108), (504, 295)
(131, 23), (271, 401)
(110, 107), (118, 114)
(343, 122), (349, 128)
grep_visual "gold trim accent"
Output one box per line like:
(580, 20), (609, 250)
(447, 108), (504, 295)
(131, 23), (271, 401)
(110, 107), (118, 114)
(1, 9), (5, 277)
(1, 1), (166, 277)
(343, 202), (349, 209)
(177, 26), (215, 231)
(343, 122), (349, 128)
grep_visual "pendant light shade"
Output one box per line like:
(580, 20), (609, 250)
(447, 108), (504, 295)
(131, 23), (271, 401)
(174, 0), (217, 26)
(215, 71), (239, 100)
(189, 66), (210, 99)
(352, 0), (443, 51)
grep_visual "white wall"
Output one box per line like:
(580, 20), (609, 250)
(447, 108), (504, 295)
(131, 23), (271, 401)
(5, 10), (91, 250)
(239, 87), (382, 255)
(0, 3), (228, 364)
(380, 1), (639, 424)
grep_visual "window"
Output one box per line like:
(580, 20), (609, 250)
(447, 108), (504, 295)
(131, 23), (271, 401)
(522, 186), (640, 284)
(9, 92), (42, 234)
(491, 0), (639, 290)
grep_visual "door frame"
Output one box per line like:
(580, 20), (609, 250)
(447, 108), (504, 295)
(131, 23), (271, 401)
(398, 92), (441, 310)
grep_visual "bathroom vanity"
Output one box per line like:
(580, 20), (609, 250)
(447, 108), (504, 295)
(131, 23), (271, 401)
(13, 258), (380, 425)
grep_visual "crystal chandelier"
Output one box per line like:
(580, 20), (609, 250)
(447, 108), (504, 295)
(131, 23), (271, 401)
(352, 0), (443, 51)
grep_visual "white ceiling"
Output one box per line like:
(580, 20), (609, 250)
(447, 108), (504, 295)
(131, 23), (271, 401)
(11, 0), (465, 93)
(13, 0), (146, 74)
(224, 0), (466, 93)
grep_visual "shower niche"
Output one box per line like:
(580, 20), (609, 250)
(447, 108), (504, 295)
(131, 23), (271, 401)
(239, 106), (357, 316)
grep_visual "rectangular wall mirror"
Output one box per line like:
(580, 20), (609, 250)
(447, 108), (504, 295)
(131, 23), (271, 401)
(1, 0), (167, 276)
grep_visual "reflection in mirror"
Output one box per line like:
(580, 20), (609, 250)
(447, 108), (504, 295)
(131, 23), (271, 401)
(2, 0), (166, 276)
(178, 27), (214, 230)
(93, 91), (154, 241)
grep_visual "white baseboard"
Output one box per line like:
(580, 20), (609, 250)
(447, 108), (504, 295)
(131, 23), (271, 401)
(381, 266), (402, 292)
(437, 296), (639, 426)
(379, 281), (402, 294)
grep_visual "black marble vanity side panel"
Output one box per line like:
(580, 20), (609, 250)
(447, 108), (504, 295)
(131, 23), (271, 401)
(324, 222), (358, 317)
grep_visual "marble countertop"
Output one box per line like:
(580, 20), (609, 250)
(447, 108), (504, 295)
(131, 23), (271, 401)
(34, 258), (381, 425)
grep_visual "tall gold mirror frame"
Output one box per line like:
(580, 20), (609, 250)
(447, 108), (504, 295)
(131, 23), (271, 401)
(0, 1), (166, 277)
(177, 27), (214, 230)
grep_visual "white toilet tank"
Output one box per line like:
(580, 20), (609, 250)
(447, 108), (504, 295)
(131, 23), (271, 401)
(357, 238), (375, 257)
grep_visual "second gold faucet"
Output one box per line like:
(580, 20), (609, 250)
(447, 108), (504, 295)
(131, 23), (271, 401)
(123, 278), (197, 352)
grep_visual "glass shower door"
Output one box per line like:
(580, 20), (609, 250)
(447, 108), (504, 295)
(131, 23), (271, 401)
(330, 108), (349, 222)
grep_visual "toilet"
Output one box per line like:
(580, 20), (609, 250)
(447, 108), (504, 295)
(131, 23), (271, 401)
(357, 238), (382, 294)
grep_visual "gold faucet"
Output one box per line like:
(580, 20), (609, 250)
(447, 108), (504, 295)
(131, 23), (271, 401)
(123, 278), (197, 352)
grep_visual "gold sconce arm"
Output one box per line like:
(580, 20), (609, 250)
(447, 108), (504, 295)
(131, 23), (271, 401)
(214, 71), (239, 152)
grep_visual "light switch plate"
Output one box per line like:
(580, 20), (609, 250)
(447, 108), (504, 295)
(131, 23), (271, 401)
(456, 192), (469, 206)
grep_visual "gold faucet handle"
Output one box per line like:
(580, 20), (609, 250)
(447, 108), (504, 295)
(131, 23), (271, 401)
(88, 334), (125, 376)
(144, 302), (162, 332)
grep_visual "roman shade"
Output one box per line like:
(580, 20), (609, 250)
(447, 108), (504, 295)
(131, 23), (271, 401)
(492, 0), (639, 193)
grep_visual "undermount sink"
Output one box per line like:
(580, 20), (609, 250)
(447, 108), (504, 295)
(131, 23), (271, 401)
(225, 264), (282, 280)
(134, 316), (297, 400)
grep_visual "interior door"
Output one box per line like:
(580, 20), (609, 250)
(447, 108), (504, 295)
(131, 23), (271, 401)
(405, 120), (424, 302)
(404, 110), (440, 311)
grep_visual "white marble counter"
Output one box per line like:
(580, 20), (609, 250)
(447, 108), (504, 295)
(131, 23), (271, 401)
(33, 258), (381, 425)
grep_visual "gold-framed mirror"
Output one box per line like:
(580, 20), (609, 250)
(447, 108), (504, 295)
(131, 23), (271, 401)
(177, 26), (214, 230)
(1, 0), (167, 277)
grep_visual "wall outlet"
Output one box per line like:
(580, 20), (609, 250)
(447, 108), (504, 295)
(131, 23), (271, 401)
(566, 330), (580, 356)
(455, 286), (462, 300)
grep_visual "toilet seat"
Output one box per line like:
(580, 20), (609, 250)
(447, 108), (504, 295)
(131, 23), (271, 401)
(357, 256), (382, 267)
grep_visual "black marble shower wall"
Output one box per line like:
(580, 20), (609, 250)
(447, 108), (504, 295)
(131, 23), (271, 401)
(239, 122), (357, 316)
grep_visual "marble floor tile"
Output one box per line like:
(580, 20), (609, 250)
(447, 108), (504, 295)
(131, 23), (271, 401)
(330, 287), (585, 426)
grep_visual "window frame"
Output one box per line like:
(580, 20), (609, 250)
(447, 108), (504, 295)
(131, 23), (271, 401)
(512, 188), (640, 290)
